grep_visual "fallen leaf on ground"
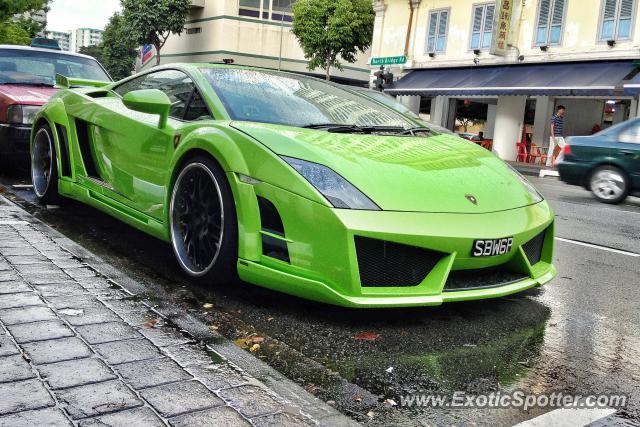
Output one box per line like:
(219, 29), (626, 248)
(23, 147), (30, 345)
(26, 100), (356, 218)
(367, 411), (375, 418)
(202, 303), (214, 309)
(249, 343), (260, 352)
(385, 399), (397, 406)
(234, 338), (249, 349)
(142, 318), (160, 328)
(208, 325), (219, 331)
(385, 367), (394, 373)
(353, 331), (380, 341)
(59, 308), (83, 316)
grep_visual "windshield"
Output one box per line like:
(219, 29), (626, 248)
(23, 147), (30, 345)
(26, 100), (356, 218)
(200, 68), (414, 129)
(355, 89), (420, 119)
(0, 48), (110, 86)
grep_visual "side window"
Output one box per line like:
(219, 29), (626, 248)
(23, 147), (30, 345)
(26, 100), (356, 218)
(113, 70), (200, 120)
(184, 90), (211, 121)
(618, 123), (640, 143)
(535, 0), (566, 46)
(426, 9), (449, 53)
(600, 0), (635, 41)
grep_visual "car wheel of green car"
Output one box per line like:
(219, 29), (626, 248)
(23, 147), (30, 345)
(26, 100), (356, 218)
(170, 156), (238, 285)
(31, 123), (60, 204)
(589, 165), (628, 204)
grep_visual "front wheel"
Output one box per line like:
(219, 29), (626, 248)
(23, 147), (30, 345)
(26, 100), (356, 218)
(589, 165), (628, 204)
(169, 156), (238, 285)
(31, 123), (60, 204)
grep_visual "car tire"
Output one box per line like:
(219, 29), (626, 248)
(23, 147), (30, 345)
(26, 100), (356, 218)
(31, 123), (60, 205)
(169, 156), (239, 285)
(589, 165), (628, 204)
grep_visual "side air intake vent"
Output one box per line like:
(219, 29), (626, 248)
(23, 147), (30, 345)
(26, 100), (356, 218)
(257, 197), (289, 262)
(355, 236), (442, 287)
(54, 124), (71, 177)
(444, 267), (527, 291)
(74, 119), (99, 179)
(522, 228), (547, 266)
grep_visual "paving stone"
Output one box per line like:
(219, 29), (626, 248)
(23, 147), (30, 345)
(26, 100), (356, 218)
(101, 299), (156, 326)
(251, 412), (315, 427)
(187, 363), (248, 391)
(0, 261), (11, 272)
(65, 267), (98, 279)
(93, 339), (162, 365)
(59, 305), (122, 326)
(78, 406), (164, 426)
(0, 306), (57, 325)
(38, 358), (117, 389)
(0, 407), (71, 427)
(139, 326), (193, 347)
(0, 292), (44, 309)
(0, 271), (21, 282)
(5, 255), (50, 265)
(23, 274), (74, 286)
(75, 277), (112, 293)
(75, 322), (141, 344)
(139, 380), (224, 418)
(0, 379), (55, 415)
(0, 354), (35, 383)
(7, 320), (74, 344)
(0, 239), (28, 249)
(55, 380), (143, 420)
(46, 295), (104, 310)
(22, 337), (93, 365)
(162, 343), (216, 368)
(0, 335), (20, 357)
(12, 263), (63, 275)
(34, 282), (88, 297)
(169, 405), (251, 427)
(0, 247), (39, 256)
(52, 258), (85, 269)
(0, 281), (30, 294)
(218, 385), (285, 418)
(115, 357), (192, 389)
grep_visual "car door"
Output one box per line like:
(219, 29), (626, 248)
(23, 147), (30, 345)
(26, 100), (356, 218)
(74, 69), (197, 221)
(615, 122), (640, 190)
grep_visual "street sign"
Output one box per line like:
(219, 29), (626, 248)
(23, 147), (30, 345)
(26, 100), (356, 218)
(370, 55), (407, 66)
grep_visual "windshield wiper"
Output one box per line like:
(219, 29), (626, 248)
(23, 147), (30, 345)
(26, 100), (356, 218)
(302, 123), (407, 134)
(396, 126), (436, 136)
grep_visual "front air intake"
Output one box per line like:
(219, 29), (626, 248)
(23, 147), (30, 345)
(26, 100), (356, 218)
(522, 228), (547, 266)
(444, 267), (528, 291)
(355, 236), (442, 287)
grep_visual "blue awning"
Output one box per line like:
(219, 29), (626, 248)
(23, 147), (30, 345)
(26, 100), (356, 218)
(623, 71), (640, 95)
(385, 61), (638, 97)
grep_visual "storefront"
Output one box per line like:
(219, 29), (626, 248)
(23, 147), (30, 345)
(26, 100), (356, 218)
(385, 60), (640, 161)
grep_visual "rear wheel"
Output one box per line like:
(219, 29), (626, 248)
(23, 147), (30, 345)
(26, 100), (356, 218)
(589, 165), (628, 204)
(31, 123), (60, 204)
(169, 156), (238, 285)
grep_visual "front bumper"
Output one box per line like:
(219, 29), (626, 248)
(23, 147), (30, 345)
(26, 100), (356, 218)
(0, 123), (31, 160)
(557, 160), (591, 187)
(232, 176), (556, 308)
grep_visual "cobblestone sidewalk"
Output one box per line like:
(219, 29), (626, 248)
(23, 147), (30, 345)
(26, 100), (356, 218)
(0, 197), (349, 426)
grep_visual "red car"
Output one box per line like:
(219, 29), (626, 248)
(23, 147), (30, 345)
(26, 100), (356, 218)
(0, 45), (111, 173)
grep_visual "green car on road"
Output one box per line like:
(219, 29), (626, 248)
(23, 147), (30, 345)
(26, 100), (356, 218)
(30, 64), (556, 307)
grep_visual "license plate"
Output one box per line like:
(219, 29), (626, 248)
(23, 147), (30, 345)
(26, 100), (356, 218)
(472, 237), (514, 257)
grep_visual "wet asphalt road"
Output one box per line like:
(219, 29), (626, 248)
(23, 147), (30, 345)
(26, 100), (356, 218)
(0, 172), (639, 427)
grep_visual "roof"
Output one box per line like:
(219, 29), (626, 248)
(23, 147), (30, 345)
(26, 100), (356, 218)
(0, 44), (94, 60)
(385, 60), (639, 97)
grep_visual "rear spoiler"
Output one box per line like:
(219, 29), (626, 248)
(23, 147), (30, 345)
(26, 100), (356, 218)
(55, 74), (110, 89)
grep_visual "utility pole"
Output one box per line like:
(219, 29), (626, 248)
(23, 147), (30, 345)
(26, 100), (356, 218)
(277, 0), (286, 71)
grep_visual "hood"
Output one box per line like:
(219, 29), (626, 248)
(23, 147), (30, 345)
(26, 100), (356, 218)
(232, 122), (541, 214)
(0, 85), (57, 105)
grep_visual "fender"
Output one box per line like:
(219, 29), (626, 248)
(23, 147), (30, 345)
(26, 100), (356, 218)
(32, 98), (70, 182)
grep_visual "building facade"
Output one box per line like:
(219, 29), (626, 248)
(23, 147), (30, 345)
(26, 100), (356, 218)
(373, 0), (640, 160)
(46, 30), (72, 51)
(138, 0), (370, 83)
(74, 28), (103, 52)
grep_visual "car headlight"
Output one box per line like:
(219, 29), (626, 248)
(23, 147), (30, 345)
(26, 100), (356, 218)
(281, 156), (380, 210)
(507, 164), (544, 203)
(7, 105), (41, 125)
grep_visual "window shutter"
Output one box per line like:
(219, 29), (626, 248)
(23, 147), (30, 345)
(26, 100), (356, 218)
(551, 0), (565, 25)
(620, 0), (634, 18)
(484, 5), (495, 32)
(438, 11), (449, 36)
(472, 6), (483, 32)
(428, 12), (438, 37)
(538, 0), (551, 26)
(604, 0), (617, 19)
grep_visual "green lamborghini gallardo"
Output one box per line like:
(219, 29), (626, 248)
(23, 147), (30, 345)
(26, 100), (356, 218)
(30, 64), (556, 307)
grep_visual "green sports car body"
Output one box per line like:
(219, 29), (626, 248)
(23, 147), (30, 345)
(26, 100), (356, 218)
(30, 64), (556, 307)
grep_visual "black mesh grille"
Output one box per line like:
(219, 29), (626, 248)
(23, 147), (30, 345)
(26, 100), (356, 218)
(355, 236), (442, 287)
(444, 267), (528, 291)
(522, 228), (547, 266)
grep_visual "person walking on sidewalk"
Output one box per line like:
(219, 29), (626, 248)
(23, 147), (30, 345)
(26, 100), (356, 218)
(547, 105), (566, 167)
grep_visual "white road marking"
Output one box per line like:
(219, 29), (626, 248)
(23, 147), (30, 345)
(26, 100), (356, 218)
(539, 169), (560, 178)
(555, 237), (640, 257)
(0, 220), (28, 225)
(515, 408), (616, 427)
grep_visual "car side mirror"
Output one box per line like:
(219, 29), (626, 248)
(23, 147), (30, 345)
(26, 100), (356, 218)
(122, 89), (171, 129)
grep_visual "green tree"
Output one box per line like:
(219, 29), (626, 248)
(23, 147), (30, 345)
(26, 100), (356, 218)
(121, 0), (191, 66)
(102, 12), (137, 80)
(0, 0), (49, 45)
(291, 0), (374, 80)
(78, 44), (104, 64)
